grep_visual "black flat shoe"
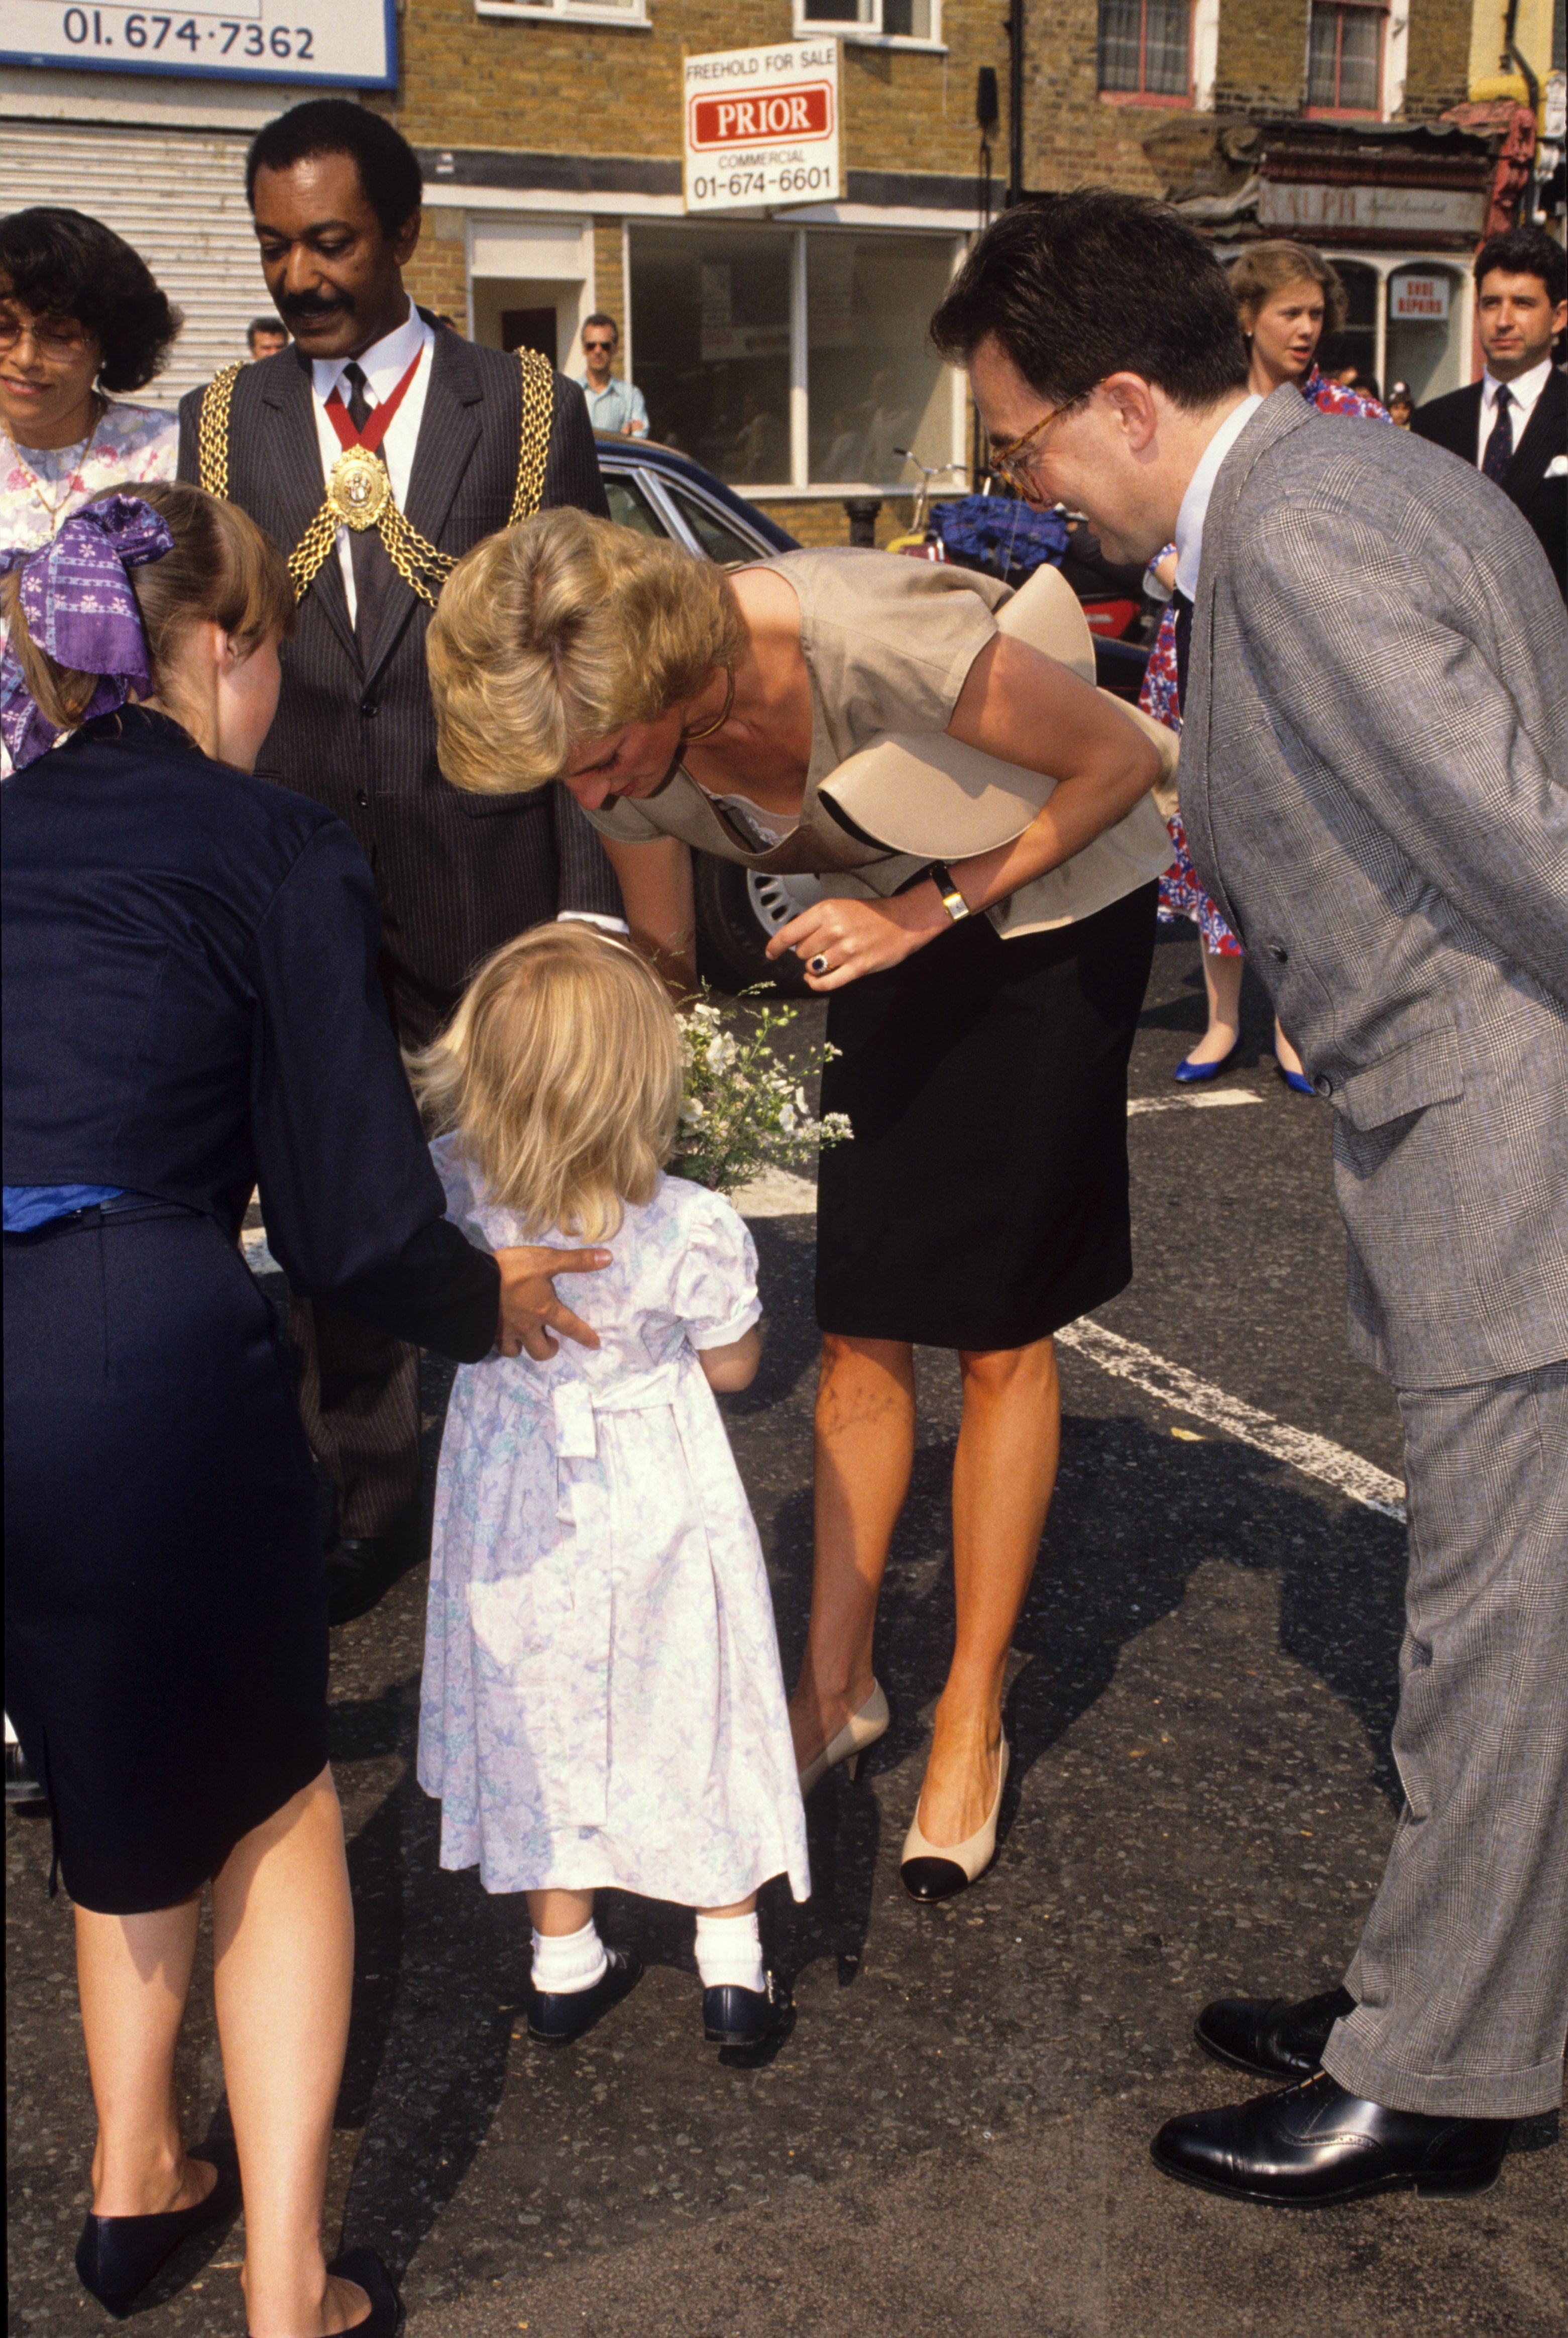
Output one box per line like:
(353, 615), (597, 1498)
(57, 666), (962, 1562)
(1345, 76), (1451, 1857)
(526, 1945), (642, 2044)
(703, 1970), (794, 2049)
(1151, 2072), (1512, 2207)
(245, 2248), (404, 2338)
(75, 2158), (240, 2317)
(1195, 1986), (1356, 2081)
(325, 1535), (398, 1627)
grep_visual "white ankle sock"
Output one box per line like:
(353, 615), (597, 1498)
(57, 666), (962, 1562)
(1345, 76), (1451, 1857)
(531, 1916), (607, 1995)
(694, 1910), (765, 1993)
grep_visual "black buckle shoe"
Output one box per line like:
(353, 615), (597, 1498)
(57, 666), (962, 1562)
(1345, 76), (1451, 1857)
(1194, 1986), (1356, 2081)
(75, 2159), (240, 2318)
(526, 1946), (643, 2045)
(1151, 2072), (1513, 2207)
(702, 1969), (793, 2047)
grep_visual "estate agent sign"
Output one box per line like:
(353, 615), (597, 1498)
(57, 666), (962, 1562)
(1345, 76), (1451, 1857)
(0, 0), (393, 87)
(683, 40), (841, 215)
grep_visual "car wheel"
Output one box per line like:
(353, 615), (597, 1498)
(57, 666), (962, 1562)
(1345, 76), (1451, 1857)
(693, 854), (821, 996)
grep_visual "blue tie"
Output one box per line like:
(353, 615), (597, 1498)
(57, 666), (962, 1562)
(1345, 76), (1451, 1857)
(1482, 386), (1513, 485)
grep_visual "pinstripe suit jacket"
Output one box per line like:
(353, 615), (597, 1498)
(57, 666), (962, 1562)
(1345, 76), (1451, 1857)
(177, 322), (620, 1048)
(1181, 388), (1568, 1388)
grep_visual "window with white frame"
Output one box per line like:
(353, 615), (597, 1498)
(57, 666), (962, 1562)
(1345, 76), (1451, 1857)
(476, 0), (646, 24)
(626, 222), (963, 490)
(795, 0), (941, 47)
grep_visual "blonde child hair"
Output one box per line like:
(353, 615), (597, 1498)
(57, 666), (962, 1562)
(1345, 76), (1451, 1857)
(409, 922), (683, 1242)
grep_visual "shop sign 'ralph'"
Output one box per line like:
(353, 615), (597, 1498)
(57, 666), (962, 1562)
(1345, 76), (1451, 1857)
(684, 41), (841, 215)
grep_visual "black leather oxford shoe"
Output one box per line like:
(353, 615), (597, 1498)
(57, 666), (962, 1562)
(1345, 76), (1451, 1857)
(1195, 1985), (1356, 2081)
(526, 1946), (642, 2045)
(75, 2159), (240, 2317)
(1151, 2072), (1512, 2207)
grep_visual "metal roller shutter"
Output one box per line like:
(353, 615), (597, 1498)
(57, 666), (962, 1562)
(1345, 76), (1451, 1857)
(0, 118), (271, 399)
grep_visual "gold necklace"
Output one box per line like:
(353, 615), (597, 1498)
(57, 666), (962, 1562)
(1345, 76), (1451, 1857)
(7, 395), (108, 530)
(683, 666), (735, 741)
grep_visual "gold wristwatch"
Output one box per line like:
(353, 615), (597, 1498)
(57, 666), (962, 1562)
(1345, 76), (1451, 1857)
(927, 860), (972, 922)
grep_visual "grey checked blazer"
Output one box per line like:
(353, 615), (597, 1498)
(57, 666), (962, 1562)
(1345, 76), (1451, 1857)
(1181, 388), (1568, 1389)
(177, 322), (620, 1049)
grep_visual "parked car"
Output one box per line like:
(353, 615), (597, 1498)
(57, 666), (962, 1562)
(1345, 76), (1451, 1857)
(592, 438), (1152, 994)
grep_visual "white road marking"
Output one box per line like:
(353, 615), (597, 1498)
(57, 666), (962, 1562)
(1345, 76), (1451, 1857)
(1128, 1089), (1263, 1116)
(1054, 1318), (1406, 1523)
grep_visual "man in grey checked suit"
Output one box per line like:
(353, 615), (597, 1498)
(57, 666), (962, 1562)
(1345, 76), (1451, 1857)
(938, 190), (1567, 2207)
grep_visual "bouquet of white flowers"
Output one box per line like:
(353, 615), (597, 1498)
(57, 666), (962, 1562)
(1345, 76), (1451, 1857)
(677, 992), (852, 1197)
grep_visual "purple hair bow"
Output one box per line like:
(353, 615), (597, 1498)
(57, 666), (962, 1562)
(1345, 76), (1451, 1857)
(1, 494), (176, 772)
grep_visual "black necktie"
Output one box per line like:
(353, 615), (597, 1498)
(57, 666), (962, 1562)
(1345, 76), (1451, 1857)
(1482, 385), (1513, 485)
(342, 360), (392, 660)
(1171, 585), (1194, 711)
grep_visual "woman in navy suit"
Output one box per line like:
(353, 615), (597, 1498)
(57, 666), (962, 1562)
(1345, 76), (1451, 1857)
(2, 486), (606, 2337)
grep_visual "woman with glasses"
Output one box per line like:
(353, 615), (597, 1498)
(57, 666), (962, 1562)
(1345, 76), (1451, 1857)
(424, 507), (1176, 1908)
(1, 209), (181, 566)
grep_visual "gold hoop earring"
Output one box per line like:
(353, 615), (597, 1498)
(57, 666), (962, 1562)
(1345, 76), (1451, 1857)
(683, 666), (734, 741)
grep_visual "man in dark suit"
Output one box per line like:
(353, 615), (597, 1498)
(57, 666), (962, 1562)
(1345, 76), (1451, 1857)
(179, 101), (622, 1618)
(1411, 225), (1566, 594)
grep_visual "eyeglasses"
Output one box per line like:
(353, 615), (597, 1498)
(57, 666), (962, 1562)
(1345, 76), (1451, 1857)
(986, 393), (1087, 495)
(583, 337), (616, 354)
(0, 314), (97, 364)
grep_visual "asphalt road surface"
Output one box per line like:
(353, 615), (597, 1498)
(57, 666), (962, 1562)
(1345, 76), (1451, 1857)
(8, 926), (1564, 2338)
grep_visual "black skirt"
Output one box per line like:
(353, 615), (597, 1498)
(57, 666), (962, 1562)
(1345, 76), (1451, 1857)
(4, 1203), (329, 1915)
(815, 883), (1157, 1350)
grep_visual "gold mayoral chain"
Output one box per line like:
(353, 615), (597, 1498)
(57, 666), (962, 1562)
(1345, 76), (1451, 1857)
(197, 342), (555, 609)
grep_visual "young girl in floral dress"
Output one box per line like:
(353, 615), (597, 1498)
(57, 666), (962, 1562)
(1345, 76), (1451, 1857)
(412, 923), (809, 2057)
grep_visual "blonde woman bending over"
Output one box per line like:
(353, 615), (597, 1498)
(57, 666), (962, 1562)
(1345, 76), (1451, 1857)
(412, 924), (809, 2057)
(427, 511), (1169, 1908)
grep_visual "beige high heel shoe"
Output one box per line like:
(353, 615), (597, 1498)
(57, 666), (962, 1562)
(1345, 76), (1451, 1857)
(900, 1738), (1010, 1903)
(797, 1682), (889, 1796)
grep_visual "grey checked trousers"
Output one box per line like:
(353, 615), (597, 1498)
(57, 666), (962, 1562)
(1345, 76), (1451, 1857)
(1322, 1360), (1568, 2118)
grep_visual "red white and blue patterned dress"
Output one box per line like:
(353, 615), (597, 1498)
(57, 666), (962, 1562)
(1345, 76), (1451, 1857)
(1145, 371), (1390, 953)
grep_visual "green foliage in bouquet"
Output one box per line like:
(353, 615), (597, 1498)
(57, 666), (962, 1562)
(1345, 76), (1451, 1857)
(676, 991), (852, 1197)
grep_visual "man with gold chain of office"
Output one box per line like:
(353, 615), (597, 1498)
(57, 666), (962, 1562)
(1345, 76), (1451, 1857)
(179, 99), (630, 1623)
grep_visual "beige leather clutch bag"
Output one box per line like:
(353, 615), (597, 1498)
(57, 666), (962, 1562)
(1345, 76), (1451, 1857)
(817, 562), (1179, 863)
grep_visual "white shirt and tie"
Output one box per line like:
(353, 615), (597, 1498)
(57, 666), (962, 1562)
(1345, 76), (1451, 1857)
(1476, 356), (1552, 476)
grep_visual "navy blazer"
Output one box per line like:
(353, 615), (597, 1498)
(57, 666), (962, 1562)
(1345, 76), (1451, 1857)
(177, 324), (621, 1046)
(1411, 367), (1566, 594)
(1, 708), (499, 1362)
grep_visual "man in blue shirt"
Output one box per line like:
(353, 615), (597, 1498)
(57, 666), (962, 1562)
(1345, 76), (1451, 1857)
(574, 311), (648, 437)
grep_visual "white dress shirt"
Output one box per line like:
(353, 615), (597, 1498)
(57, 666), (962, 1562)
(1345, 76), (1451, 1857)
(1174, 394), (1264, 599)
(310, 298), (433, 629)
(1476, 358), (1552, 469)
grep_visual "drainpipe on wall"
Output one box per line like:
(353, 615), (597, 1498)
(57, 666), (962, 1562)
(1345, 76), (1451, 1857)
(1005, 0), (1025, 205)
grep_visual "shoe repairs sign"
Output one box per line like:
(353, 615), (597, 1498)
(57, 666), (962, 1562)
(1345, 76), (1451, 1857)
(684, 40), (841, 215)
(0, 0), (393, 87)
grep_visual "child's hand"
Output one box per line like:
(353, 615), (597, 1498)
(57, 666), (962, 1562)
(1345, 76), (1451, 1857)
(493, 1245), (611, 1359)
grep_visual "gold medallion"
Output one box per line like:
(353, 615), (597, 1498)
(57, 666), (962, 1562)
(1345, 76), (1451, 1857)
(326, 445), (391, 530)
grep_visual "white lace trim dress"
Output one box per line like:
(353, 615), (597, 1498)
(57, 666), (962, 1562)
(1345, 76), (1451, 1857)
(417, 1143), (810, 1907)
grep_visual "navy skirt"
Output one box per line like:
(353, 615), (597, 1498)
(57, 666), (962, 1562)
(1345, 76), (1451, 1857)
(4, 1203), (329, 1914)
(815, 883), (1158, 1350)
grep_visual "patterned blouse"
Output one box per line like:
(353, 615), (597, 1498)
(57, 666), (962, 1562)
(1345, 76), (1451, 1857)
(1145, 370), (1390, 952)
(2, 400), (179, 561)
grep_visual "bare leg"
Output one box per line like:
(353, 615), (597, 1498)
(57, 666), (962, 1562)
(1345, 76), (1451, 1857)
(1183, 947), (1244, 1066)
(75, 1893), (217, 2218)
(697, 1894), (757, 1919)
(211, 1766), (366, 2338)
(527, 1889), (595, 1935)
(1275, 1018), (1306, 1078)
(790, 1334), (916, 1769)
(915, 1337), (1061, 1848)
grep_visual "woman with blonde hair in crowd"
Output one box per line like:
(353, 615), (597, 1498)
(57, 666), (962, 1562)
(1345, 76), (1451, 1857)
(427, 504), (1175, 1908)
(2, 482), (607, 2335)
(1142, 238), (1389, 1087)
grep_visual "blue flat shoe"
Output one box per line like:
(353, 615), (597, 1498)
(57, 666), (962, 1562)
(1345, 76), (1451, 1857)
(1174, 1039), (1240, 1083)
(526, 1945), (642, 2044)
(1278, 1066), (1316, 1096)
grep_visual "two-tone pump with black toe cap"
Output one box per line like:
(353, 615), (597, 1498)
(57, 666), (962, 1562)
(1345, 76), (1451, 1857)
(900, 1739), (1009, 1903)
(75, 2158), (240, 2318)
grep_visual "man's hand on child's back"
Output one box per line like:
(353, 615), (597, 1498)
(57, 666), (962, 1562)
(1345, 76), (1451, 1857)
(493, 1246), (612, 1360)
